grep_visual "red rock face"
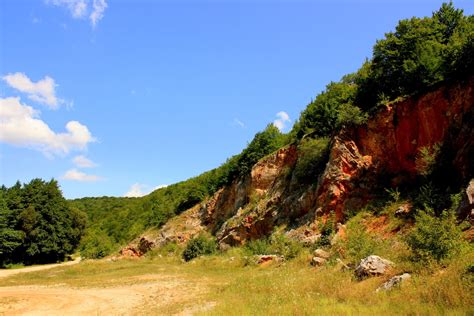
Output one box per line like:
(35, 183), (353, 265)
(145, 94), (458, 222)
(251, 145), (298, 196)
(317, 78), (474, 221)
(132, 79), (473, 251)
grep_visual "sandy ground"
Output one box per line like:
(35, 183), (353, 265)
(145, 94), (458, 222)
(0, 258), (81, 280)
(0, 261), (213, 315)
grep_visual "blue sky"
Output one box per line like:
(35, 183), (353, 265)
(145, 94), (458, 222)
(1, 0), (473, 199)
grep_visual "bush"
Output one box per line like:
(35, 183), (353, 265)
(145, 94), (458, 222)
(336, 103), (368, 127)
(293, 137), (330, 184)
(414, 182), (444, 214)
(334, 213), (387, 264)
(269, 234), (303, 259)
(314, 212), (336, 248)
(245, 234), (303, 259)
(344, 221), (380, 263)
(79, 229), (115, 259)
(406, 208), (463, 263)
(245, 238), (272, 256)
(182, 235), (217, 262)
(415, 143), (442, 177)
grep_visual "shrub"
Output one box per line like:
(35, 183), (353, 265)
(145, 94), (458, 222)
(334, 213), (388, 264)
(336, 103), (368, 127)
(245, 234), (303, 259)
(315, 212), (336, 248)
(293, 137), (330, 184)
(414, 182), (443, 214)
(79, 229), (115, 259)
(182, 235), (217, 262)
(415, 143), (442, 177)
(385, 187), (401, 203)
(344, 220), (380, 263)
(406, 208), (463, 263)
(269, 234), (303, 259)
(245, 238), (272, 256)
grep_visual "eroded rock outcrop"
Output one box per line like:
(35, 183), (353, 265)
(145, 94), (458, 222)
(317, 78), (474, 221)
(126, 78), (473, 253)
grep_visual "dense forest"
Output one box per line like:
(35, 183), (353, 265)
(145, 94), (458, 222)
(0, 179), (86, 266)
(1, 2), (472, 262)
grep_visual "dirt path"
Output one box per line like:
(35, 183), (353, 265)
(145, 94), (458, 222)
(0, 272), (214, 315)
(0, 257), (82, 279)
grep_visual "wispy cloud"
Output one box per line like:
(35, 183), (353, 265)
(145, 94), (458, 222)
(47, 0), (88, 18)
(0, 97), (95, 156)
(90, 0), (107, 28)
(72, 155), (98, 168)
(2, 72), (67, 109)
(62, 168), (103, 181)
(273, 111), (291, 131)
(46, 0), (108, 28)
(124, 183), (168, 198)
(233, 118), (246, 128)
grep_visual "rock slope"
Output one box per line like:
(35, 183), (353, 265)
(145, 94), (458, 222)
(124, 78), (474, 254)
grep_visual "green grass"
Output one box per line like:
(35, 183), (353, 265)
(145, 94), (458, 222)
(1, 248), (472, 315)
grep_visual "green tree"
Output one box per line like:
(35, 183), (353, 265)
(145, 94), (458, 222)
(0, 191), (23, 266)
(356, 2), (473, 109)
(2, 179), (86, 264)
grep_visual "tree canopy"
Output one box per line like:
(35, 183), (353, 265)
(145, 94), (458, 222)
(0, 179), (86, 266)
(291, 2), (473, 138)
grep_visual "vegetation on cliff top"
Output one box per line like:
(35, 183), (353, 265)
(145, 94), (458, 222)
(291, 2), (473, 139)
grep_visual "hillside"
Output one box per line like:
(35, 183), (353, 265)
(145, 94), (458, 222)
(123, 77), (473, 252)
(1, 2), (473, 315)
(70, 2), (474, 260)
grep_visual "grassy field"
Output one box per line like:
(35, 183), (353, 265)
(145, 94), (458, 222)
(1, 247), (472, 315)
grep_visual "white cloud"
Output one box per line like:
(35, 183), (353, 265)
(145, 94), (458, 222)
(273, 111), (291, 131)
(233, 118), (245, 128)
(73, 155), (97, 168)
(2, 72), (66, 109)
(62, 168), (103, 181)
(124, 183), (168, 198)
(46, 0), (107, 28)
(0, 97), (95, 156)
(47, 0), (88, 18)
(90, 0), (107, 28)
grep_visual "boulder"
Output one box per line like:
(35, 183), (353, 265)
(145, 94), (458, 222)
(137, 237), (155, 255)
(457, 179), (474, 222)
(376, 273), (411, 292)
(313, 249), (330, 259)
(311, 257), (327, 267)
(355, 255), (394, 279)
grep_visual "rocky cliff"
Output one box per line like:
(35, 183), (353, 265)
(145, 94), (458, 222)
(317, 77), (474, 221)
(124, 78), (473, 255)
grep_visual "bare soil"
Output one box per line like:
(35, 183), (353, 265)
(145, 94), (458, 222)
(0, 261), (213, 315)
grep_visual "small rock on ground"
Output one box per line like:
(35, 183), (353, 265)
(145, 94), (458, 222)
(376, 273), (411, 292)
